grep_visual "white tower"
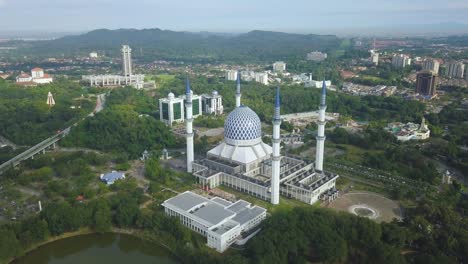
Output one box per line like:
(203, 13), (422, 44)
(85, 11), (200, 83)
(235, 72), (242, 107)
(271, 87), (281, 205)
(185, 78), (194, 173)
(315, 81), (327, 172)
(46, 91), (55, 107)
(121, 45), (132, 77)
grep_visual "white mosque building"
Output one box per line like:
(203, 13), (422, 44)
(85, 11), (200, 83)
(185, 74), (338, 205)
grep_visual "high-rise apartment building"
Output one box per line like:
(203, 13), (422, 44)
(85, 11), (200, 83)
(273, 61), (286, 73)
(416, 71), (438, 97)
(422, 59), (440, 74)
(446, 62), (465, 79)
(121, 45), (132, 76)
(225, 70), (238, 81)
(254, 72), (268, 85)
(392, 54), (411, 68)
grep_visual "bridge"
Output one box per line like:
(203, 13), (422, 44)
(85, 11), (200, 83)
(0, 128), (70, 174)
(0, 93), (107, 175)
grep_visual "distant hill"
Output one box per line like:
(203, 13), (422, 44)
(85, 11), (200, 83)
(28, 28), (341, 62)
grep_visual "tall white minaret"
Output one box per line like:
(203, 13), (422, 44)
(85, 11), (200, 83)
(185, 78), (194, 173)
(235, 71), (242, 107)
(271, 87), (281, 205)
(315, 80), (327, 172)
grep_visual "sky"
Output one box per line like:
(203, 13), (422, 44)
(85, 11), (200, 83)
(1, 0), (468, 34)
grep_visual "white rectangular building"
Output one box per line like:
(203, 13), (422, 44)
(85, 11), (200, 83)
(306, 51), (327, 62)
(273, 61), (286, 73)
(446, 62), (465, 79)
(254, 72), (269, 85)
(202, 91), (224, 115)
(162, 191), (266, 253)
(225, 70), (238, 81)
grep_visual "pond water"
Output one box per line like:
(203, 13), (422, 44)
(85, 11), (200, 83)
(11, 233), (179, 264)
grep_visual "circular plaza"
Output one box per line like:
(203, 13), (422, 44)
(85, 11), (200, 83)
(328, 192), (402, 222)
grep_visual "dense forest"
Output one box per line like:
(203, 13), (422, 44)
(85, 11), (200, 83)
(18, 29), (341, 63)
(62, 88), (179, 158)
(0, 79), (94, 145)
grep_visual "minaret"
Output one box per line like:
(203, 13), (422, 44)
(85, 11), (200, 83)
(315, 80), (327, 172)
(271, 87), (281, 205)
(235, 71), (242, 107)
(185, 78), (194, 173)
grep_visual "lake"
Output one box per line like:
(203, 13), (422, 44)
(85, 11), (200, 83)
(11, 233), (179, 264)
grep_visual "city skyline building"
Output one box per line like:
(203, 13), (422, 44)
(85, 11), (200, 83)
(392, 54), (411, 68)
(416, 71), (438, 97)
(446, 62), (465, 79)
(422, 58), (440, 74)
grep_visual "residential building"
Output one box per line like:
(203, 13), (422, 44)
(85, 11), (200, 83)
(254, 72), (268, 85)
(100, 171), (125, 185)
(162, 191), (267, 253)
(273, 61), (286, 73)
(225, 70), (238, 81)
(392, 54), (411, 68)
(415, 71), (438, 97)
(446, 62), (465, 79)
(306, 51), (327, 62)
(370, 51), (379, 66)
(422, 58), (440, 74)
(202, 91), (224, 115)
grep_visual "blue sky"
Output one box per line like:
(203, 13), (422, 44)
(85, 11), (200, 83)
(1, 0), (467, 33)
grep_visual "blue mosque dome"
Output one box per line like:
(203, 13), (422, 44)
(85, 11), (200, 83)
(224, 106), (262, 145)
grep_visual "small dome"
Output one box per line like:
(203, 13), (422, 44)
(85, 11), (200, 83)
(224, 106), (262, 145)
(212, 90), (218, 96)
(168, 92), (175, 99)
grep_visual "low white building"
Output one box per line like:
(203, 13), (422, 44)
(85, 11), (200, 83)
(306, 51), (327, 62)
(305, 80), (331, 88)
(162, 191), (266, 252)
(386, 118), (430, 141)
(16, 68), (53, 85)
(82, 74), (145, 89)
(89, 52), (98, 58)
